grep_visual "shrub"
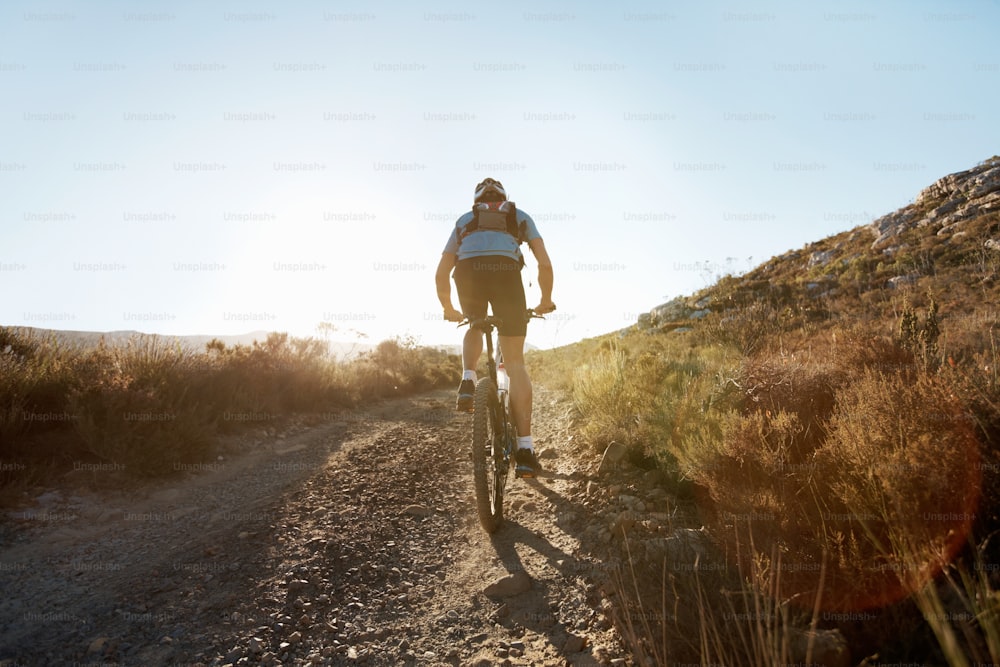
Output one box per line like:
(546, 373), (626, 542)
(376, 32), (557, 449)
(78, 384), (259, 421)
(344, 336), (456, 401)
(685, 332), (981, 610)
(0, 328), (76, 457)
(1, 329), (459, 481)
(813, 369), (981, 609)
(571, 344), (643, 451)
(700, 300), (801, 357)
(67, 338), (217, 475)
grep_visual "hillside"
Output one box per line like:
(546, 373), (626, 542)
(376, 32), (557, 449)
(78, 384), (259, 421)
(527, 156), (1000, 665)
(638, 155), (1000, 336)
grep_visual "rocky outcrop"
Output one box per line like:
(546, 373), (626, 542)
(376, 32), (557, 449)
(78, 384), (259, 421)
(870, 156), (1000, 248)
(636, 295), (716, 330)
(646, 296), (690, 325)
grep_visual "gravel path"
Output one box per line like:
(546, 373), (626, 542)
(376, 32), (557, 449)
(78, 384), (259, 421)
(0, 388), (635, 666)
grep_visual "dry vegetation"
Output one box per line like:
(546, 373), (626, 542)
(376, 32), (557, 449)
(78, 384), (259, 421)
(0, 329), (457, 480)
(528, 191), (1000, 664)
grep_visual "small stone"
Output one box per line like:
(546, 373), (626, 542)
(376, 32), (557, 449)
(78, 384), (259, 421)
(87, 637), (110, 654)
(483, 570), (532, 598)
(287, 579), (310, 593)
(402, 504), (433, 517)
(564, 634), (586, 652)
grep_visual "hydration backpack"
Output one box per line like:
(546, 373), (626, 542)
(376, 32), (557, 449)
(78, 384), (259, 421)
(457, 201), (525, 246)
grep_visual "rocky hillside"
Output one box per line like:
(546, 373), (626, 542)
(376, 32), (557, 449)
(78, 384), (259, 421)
(640, 155), (1000, 331)
(872, 156), (1000, 248)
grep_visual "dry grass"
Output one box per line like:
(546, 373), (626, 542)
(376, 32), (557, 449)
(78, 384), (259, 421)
(0, 328), (458, 480)
(536, 271), (1000, 662)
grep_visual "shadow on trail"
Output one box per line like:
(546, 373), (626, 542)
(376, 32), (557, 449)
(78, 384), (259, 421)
(480, 472), (619, 665)
(489, 518), (574, 579)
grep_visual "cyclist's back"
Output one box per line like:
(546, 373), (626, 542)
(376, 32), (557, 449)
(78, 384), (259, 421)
(434, 177), (555, 476)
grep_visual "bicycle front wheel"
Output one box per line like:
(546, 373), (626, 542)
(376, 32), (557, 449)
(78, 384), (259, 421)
(471, 376), (504, 533)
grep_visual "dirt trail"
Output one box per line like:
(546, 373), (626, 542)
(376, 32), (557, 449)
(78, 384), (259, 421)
(0, 387), (632, 666)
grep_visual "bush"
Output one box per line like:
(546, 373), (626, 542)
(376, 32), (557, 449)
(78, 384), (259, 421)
(0, 330), (459, 481)
(344, 336), (456, 401)
(67, 338), (217, 475)
(0, 328), (76, 457)
(686, 332), (982, 612)
(814, 369), (981, 609)
(560, 316), (1000, 661)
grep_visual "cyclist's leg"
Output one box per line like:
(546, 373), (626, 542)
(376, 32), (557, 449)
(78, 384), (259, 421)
(453, 259), (488, 374)
(498, 335), (530, 438)
(462, 327), (484, 374)
(488, 257), (530, 438)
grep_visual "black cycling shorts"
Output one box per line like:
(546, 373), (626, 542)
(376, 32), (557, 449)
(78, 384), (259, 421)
(453, 256), (528, 337)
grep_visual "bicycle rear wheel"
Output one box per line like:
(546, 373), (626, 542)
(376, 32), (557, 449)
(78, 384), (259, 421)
(471, 376), (504, 533)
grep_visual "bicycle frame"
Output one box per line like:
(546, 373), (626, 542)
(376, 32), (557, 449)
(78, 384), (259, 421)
(470, 317), (516, 474)
(458, 309), (544, 532)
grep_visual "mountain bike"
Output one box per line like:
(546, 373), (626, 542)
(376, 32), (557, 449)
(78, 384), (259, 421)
(459, 309), (544, 533)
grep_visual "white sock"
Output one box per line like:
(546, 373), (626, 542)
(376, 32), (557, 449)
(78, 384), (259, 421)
(463, 370), (477, 382)
(517, 435), (533, 451)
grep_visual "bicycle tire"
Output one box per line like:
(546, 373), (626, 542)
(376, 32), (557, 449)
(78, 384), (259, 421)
(471, 376), (504, 533)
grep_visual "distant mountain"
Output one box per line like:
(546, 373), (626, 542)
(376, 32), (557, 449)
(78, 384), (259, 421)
(6, 328), (272, 350)
(637, 155), (1000, 331)
(5, 327), (377, 360)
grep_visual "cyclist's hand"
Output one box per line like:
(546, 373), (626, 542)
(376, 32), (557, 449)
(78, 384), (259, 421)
(442, 307), (465, 322)
(533, 300), (556, 315)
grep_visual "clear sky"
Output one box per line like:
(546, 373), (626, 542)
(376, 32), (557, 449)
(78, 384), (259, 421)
(2, 0), (997, 350)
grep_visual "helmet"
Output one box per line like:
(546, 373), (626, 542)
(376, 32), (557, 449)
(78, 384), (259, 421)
(474, 178), (507, 203)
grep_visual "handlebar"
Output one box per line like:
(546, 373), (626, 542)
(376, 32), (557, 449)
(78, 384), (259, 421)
(457, 308), (552, 330)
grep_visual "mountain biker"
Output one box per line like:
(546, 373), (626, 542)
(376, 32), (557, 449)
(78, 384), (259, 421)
(434, 177), (556, 477)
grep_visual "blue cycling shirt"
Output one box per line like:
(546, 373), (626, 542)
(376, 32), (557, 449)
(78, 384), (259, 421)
(442, 207), (541, 263)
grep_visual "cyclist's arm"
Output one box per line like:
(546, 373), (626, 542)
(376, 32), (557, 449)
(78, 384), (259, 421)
(527, 238), (555, 311)
(435, 251), (463, 319)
